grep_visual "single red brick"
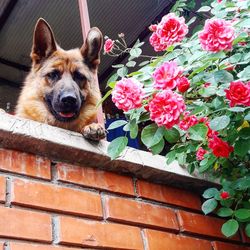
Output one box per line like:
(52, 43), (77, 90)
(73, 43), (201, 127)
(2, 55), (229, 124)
(58, 216), (144, 249)
(212, 241), (250, 250)
(105, 196), (179, 231)
(10, 242), (81, 250)
(0, 206), (51, 242)
(137, 180), (201, 210)
(0, 148), (51, 180)
(177, 210), (240, 241)
(144, 229), (211, 250)
(56, 163), (134, 196)
(0, 176), (5, 202)
(11, 178), (102, 218)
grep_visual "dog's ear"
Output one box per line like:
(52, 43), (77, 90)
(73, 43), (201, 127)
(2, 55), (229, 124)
(81, 27), (103, 71)
(31, 18), (57, 64)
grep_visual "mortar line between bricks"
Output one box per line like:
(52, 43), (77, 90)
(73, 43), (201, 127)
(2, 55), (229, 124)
(0, 238), (95, 249)
(133, 177), (138, 197)
(140, 229), (148, 250)
(179, 231), (244, 245)
(50, 162), (58, 184)
(52, 215), (60, 244)
(3, 242), (9, 250)
(100, 192), (107, 221)
(5, 177), (12, 208)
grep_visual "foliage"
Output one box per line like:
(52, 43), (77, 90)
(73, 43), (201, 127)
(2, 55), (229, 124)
(103, 0), (250, 238)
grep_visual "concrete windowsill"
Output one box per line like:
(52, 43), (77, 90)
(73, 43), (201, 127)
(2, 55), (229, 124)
(0, 112), (217, 191)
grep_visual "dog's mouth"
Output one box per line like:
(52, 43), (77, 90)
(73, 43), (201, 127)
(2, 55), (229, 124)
(45, 97), (80, 122)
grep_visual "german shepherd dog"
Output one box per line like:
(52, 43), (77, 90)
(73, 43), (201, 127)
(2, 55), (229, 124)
(16, 18), (106, 141)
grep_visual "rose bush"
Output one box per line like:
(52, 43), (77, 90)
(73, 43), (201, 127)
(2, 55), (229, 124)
(102, 0), (250, 238)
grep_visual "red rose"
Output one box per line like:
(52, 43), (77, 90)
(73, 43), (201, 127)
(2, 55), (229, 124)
(177, 77), (190, 93)
(225, 81), (250, 107)
(220, 191), (230, 199)
(208, 136), (234, 158)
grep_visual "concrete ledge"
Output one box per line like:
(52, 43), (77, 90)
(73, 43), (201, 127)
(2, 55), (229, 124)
(0, 112), (217, 192)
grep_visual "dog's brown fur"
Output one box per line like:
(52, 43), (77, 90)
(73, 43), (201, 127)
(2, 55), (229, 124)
(16, 18), (105, 140)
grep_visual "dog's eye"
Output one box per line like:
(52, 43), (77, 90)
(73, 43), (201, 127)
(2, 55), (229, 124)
(47, 70), (61, 81)
(73, 71), (86, 82)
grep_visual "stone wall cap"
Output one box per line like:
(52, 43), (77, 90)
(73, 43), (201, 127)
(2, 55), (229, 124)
(0, 112), (217, 192)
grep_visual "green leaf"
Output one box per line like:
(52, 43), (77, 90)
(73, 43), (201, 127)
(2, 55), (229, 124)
(234, 139), (250, 157)
(117, 67), (128, 77)
(199, 155), (216, 173)
(96, 89), (112, 108)
(112, 64), (124, 68)
(166, 150), (176, 165)
(217, 208), (233, 217)
(186, 16), (197, 26)
(221, 219), (239, 238)
(126, 61), (136, 67)
(129, 119), (138, 139)
(202, 198), (218, 215)
(130, 48), (142, 57)
(150, 138), (165, 155)
(234, 176), (250, 190)
(235, 209), (250, 220)
(210, 115), (230, 131)
(245, 223), (250, 237)
(245, 113), (250, 121)
(228, 53), (242, 63)
(197, 6), (211, 12)
(239, 127), (250, 139)
(228, 107), (246, 112)
(203, 188), (219, 199)
(107, 120), (128, 130)
(220, 198), (234, 208)
(107, 136), (128, 160)
(236, 19), (250, 28)
(106, 73), (118, 88)
(164, 128), (180, 143)
(238, 66), (250, 81)
(141, 124), (165, 148)
(139, 61), (150, 67)
(233, 32), (248, 45)
(188, 124), (208, 141)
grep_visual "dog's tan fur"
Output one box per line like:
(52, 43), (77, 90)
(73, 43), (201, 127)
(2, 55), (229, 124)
(16, 18), (105, 140)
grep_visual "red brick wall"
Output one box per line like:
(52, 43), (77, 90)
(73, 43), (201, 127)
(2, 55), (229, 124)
(0, 148), (249, 250)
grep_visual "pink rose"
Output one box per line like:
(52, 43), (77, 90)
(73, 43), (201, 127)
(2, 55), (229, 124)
(225, 81), (250, 107)
(177, 77), (190, 93)
(148, 89), (186, 129)
(208, 136), (234, 158)
(153, 61), (183, 90)
(196, 147), (208, 161)
(104, 39), (114, 53)
(149, 32), (168, 52)
(149, 13), (188, 52)
(179, 112), (198, 131)
(199, 19), (235, 52)
(112, 78), (144, 112)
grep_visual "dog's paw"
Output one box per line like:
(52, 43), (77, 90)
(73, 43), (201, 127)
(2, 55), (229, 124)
(82, 123), (106, 141)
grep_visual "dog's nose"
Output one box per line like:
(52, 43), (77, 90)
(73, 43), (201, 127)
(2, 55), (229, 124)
(60, 94), (77, 106)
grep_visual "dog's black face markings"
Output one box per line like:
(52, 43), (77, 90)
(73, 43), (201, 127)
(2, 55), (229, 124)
(45, 72), (85, 122)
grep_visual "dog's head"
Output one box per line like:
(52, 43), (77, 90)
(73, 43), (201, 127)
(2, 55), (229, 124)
(31, 18), (102, 122)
